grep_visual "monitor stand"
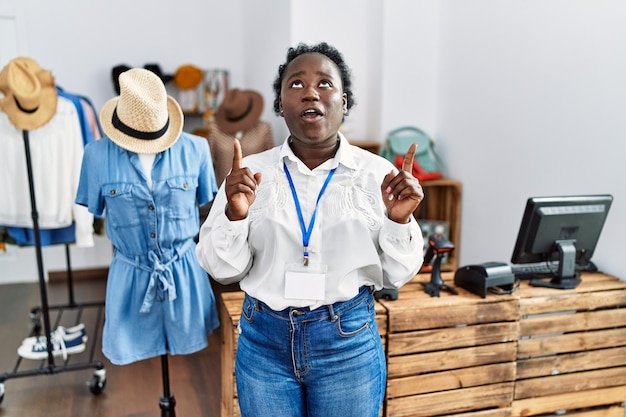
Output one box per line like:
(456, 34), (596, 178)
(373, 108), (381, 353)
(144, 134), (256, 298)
(529, 239), (580, 289)
(529, 275), (581, 289)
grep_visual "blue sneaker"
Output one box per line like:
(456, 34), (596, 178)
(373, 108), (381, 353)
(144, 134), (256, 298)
(21, 323), (86, 346)
(17, 328), (87, 360)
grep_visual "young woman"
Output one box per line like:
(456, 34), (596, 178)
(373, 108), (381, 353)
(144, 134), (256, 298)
(197, 42), (424, 417)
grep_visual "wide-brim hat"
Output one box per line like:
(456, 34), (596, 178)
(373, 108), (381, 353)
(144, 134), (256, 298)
(100, 68), (183, 154)
(173, 64), (204, 90)
(215, 88), (263, 134)
(0, 57), (58, 130)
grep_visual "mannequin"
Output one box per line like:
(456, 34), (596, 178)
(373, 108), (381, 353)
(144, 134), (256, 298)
(76, 68), (220, 416)
(140, 146), (173, 415)
(138, 153), (156, 189)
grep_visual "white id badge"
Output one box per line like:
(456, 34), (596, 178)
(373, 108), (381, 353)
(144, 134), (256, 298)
(284, 263), (327, 301)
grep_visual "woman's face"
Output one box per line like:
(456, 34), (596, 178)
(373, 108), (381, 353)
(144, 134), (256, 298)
(279, 52), (347, 145)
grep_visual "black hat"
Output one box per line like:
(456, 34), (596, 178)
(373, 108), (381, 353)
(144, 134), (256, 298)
(111, 64), (131, 95)
(144, 63), (174, 85)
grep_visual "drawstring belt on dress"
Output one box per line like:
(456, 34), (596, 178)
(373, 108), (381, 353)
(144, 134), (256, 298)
(116, 239), (194, 314)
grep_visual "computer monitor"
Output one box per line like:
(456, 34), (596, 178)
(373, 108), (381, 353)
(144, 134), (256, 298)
(510, 194), (613, 289)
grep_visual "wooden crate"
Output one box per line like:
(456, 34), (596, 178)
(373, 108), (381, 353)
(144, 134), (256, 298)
(511, 272), (626, 417)
(218, 291), (243, 417)
(415, 179), (462, 272)
(378, 273), (518, 417)
(349, 139), (381, 155)
(218, 290), (388, 417)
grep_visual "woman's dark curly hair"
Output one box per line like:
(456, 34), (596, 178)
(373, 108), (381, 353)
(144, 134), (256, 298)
(272, 42), (355, 115)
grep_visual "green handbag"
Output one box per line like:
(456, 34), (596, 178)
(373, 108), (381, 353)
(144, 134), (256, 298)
(379, 126), (446, 179)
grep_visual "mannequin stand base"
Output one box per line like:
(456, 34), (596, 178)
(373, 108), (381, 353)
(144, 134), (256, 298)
(159, 394), (176, 417)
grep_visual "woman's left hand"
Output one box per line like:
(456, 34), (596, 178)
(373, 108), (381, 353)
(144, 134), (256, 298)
(381, 143), (424, 224)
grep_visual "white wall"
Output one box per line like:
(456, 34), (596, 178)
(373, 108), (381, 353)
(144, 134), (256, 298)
(380, 0), (441, 139)
(289, 0), (385, 141)
(241, 0), (292, 143)
(1, 0), (624, 282)
(435, 0), (626, 278)
(0, 0), (248, 281)
(1, 0), (248, 113)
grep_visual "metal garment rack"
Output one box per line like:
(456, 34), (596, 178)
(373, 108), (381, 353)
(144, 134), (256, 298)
(0, 130), (106, 405)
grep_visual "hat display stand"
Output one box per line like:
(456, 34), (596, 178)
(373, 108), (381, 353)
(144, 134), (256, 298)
(0, 129), (107, 405)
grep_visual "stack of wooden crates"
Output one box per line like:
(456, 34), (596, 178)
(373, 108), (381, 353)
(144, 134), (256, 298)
(512, 272), (626, 417)
(218, 272), (626, 417)
(378, 274), (518, 417)
(378, 272), (626, 417)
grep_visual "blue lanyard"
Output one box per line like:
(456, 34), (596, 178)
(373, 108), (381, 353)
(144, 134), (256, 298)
(283, 162), (337, 266)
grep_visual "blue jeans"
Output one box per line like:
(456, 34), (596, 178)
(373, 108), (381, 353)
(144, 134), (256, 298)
(236, 286), (386, 417)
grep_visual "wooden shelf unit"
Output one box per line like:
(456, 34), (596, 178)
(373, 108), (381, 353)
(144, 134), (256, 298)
(415, 178), (462, 272)
(349, 140), (381, 155)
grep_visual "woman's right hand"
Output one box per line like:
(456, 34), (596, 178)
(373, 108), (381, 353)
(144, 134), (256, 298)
(224, 138), (262, 221)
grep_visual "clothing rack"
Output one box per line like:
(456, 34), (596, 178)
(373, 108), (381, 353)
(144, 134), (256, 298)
(0, 130), (106, 405)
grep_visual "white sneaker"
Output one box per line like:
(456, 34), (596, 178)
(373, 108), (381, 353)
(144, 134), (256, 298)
(18, 329), (87, 360)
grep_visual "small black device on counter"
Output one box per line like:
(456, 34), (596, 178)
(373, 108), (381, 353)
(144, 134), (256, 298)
(454, 262), (516, 298)
(374, 288), (399, 300)
(421, 233), (458, 297)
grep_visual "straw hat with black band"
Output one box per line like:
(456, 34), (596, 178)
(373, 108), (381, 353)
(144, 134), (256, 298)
(215, 88), (263, 135)
(0, 57), (58, 130)
(100, 68), (183, 154)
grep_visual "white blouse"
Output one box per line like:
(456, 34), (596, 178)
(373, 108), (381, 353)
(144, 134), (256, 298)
(0, 97), (94, 247)
(196, 134), (424, 310)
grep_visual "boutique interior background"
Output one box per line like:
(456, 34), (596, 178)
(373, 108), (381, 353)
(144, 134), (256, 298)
(0, 0), (624, 283)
